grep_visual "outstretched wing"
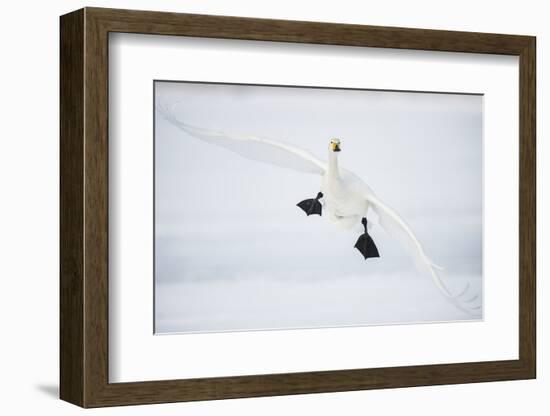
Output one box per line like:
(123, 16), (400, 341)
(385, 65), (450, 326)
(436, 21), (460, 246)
(367, 193), (479, 314)
(157, 103), (326, 175)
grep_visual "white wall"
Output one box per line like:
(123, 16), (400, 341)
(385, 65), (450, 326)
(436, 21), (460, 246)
(0, 0), (544, 414)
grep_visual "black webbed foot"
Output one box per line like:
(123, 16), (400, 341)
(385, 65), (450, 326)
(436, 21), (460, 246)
(297, 192), (323, 216)
(355, 218), (380, 259)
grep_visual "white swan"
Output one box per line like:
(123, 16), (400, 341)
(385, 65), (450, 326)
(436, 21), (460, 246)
(157, 103), (480, 314)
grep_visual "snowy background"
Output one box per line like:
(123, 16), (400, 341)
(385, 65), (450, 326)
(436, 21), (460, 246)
(154, 81), (483, 334)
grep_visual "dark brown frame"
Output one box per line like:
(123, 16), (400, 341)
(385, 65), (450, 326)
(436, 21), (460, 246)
(60, 7), (536, 408)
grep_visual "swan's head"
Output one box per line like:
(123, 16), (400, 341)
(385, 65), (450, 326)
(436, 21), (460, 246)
(330, 138), (341, 152)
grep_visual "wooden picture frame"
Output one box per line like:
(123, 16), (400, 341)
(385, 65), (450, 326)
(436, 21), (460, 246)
(60, 7), (536, 408)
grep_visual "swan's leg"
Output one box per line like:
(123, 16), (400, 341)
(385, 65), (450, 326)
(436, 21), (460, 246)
(354, 217), (380, 260)
(297, 192), (323, 216)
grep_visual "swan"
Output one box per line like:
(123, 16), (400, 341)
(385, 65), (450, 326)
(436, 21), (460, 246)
(157, 103), (480, 315)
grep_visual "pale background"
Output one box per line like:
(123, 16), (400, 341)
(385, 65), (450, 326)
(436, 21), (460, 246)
(155, 82), (483, 333)
(0, 0), (546, 415)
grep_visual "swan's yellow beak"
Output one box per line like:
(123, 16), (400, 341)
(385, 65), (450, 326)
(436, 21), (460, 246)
(330, 139), (341, 152)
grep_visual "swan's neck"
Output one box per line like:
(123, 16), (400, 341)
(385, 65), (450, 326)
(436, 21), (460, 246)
(328, 151), (340, 180)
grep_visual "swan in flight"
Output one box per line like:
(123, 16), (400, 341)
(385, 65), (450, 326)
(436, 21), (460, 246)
(157, 103), (480, 314)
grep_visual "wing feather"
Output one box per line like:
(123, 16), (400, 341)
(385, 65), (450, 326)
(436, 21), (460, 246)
(367, 195), (451, 292)
(367, 194), (478, 314)
(157, 103), (326, 175)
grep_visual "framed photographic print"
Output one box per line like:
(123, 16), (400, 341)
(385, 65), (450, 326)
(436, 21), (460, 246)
(60, 7), (536, 408)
